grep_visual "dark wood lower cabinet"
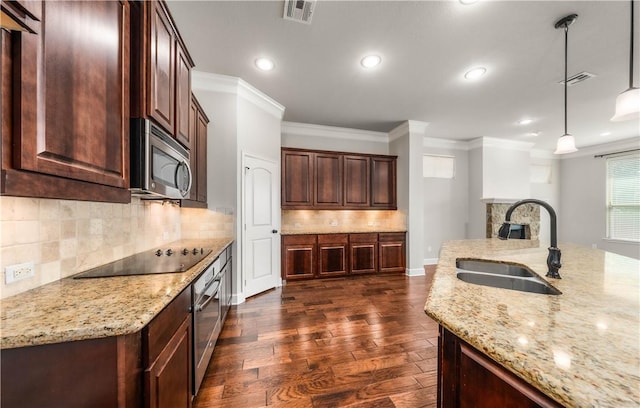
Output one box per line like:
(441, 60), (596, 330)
(349, 233), (378, 274)
(439, 326), (563, 408)
(317, 234), (348, 277)
(378, 232), (406, 273)
(145, 316), (192, 408)
(282, 234), (317, 280)
(282, 232), (405, 280)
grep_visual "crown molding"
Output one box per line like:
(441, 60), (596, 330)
(388, 120), (429, 142)
(557, 137), (640, 159)
(468, 137), (535, 152)
(423, 137), (468, 150)
(281, 122), (388, 143)
(192, 71), (285, 119)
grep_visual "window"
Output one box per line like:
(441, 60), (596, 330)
(606, 153), (640, 242)
(423, 155), (455, 179)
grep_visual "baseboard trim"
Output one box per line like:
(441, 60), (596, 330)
(423, 258), (439, 265)
(406, 267), (426, 277)
(231, 293), (245, 305)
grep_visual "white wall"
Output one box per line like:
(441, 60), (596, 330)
(559, 138), (640, 259)
(423, 144), (469, 262)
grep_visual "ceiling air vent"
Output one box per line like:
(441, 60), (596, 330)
(283, 0), (315, 24)
(558, 71), (596, 86)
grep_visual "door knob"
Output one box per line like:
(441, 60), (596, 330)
(272, 229), (278, 234)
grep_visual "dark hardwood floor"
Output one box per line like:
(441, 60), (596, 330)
(194, 267), (438, 408)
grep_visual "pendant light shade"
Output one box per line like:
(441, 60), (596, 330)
(611, 1), (640, 121)
(554, 14), (579, 155)
(554, 134), (578, 154)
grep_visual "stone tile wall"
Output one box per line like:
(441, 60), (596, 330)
(282, 210), (407, 232)
(486, 203), (540, 239)
(0, 197), (233, 299)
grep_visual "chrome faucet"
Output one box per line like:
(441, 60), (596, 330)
(497, 199), (562, 279)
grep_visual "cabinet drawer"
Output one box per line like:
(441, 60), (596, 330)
(317, 233), (348, 244)
(379, 232), (406, 242)
(282, 234), (317, 245)
(144, 286), (192, 364)
(349, 233), (378, 243)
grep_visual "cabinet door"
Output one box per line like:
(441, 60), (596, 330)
(282, 150), (314, 208)
(282, 235), (316, 280)
(378, 233), (406, 273)
(195, 106), (208, 203)
(148, 0), (175, 134)
(344, 155), (370, 207)
(314, 153), (342, 207)
(0, 0), (41, 32)
(11, 1), (129, 190)
(317, 234), (348, 277)
(349, 233), (378, 274)
(175, 42), (191, 148)
(371, 157), (397, 209)
(145, 316), (192, 408)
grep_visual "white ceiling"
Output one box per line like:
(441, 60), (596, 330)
(167, 0), (640, 152)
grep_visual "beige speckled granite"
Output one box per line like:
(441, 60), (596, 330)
(425, 239), (640, 408)
(281, 227), (406, 235)
(1, 237), (233, 349)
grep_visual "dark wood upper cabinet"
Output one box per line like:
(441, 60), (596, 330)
(131, 0), (194, 146)
(184, 93), (208, 207)
(315, 152), (342, 207)
(282, 149), (314, 208)
(147, 1), (175, 133)
(1, 0), (131, 203)
(175, 43), (191, 148)
(371, 157), (397, 209)
(344, 155), (370, 207)
(282, 148), (396, 210)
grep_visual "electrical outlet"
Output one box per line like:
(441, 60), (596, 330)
(5, 262), (35, 284)
(330, 220), (338, 227)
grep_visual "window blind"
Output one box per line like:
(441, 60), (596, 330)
(607, 153), (640, 241)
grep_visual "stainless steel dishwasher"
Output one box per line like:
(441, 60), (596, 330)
(192, 255), (223, 395)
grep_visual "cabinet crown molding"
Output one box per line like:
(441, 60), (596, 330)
(192, 71), (285, 119)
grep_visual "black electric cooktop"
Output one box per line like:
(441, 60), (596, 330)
(73, 247), (212, 279)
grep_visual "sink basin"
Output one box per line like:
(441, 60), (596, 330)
(456, 272), (561, 295)
(456, 259), (534, 277)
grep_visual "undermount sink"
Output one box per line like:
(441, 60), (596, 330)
(456, 259), (535, 277)
(456, 258), (561, 295)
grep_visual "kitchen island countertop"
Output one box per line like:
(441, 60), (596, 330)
(425, 239), (639, 408)
(1, 237), (233, 350)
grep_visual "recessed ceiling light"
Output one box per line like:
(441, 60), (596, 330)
(460, 0), (479, 4)
(600, 131), (612, 136)
(361, 55), (382, 69)
(255, 57), (275, 71)
(518, 119), (533, 126)
(524, 131), (541, 137)
(464, 67), (486, 80)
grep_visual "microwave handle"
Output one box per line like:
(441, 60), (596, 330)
(176, 160), (192, 197)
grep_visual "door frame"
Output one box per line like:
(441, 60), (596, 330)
(240, 151), (282, 302)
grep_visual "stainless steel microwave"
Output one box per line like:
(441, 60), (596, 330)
(130, 118), (192, 199)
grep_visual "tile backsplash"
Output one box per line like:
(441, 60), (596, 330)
(282, 210), (406, 232)
(0, 197), (233, 299)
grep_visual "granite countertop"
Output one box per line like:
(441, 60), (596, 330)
(281, 227), (406, 235)
(425, 239), (640, 408)
(1, 237), (233, 350)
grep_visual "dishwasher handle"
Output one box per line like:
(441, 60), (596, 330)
(194, 280), (220, 312)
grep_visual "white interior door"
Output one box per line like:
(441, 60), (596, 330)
(242, 154), (280, 298)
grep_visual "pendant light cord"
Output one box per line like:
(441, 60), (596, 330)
(630, 0), (635, 89)
(564, 25), (568, 135)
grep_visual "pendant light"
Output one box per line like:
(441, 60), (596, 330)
(611, 0), (640, 121)
(554, 14), (579, 155)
